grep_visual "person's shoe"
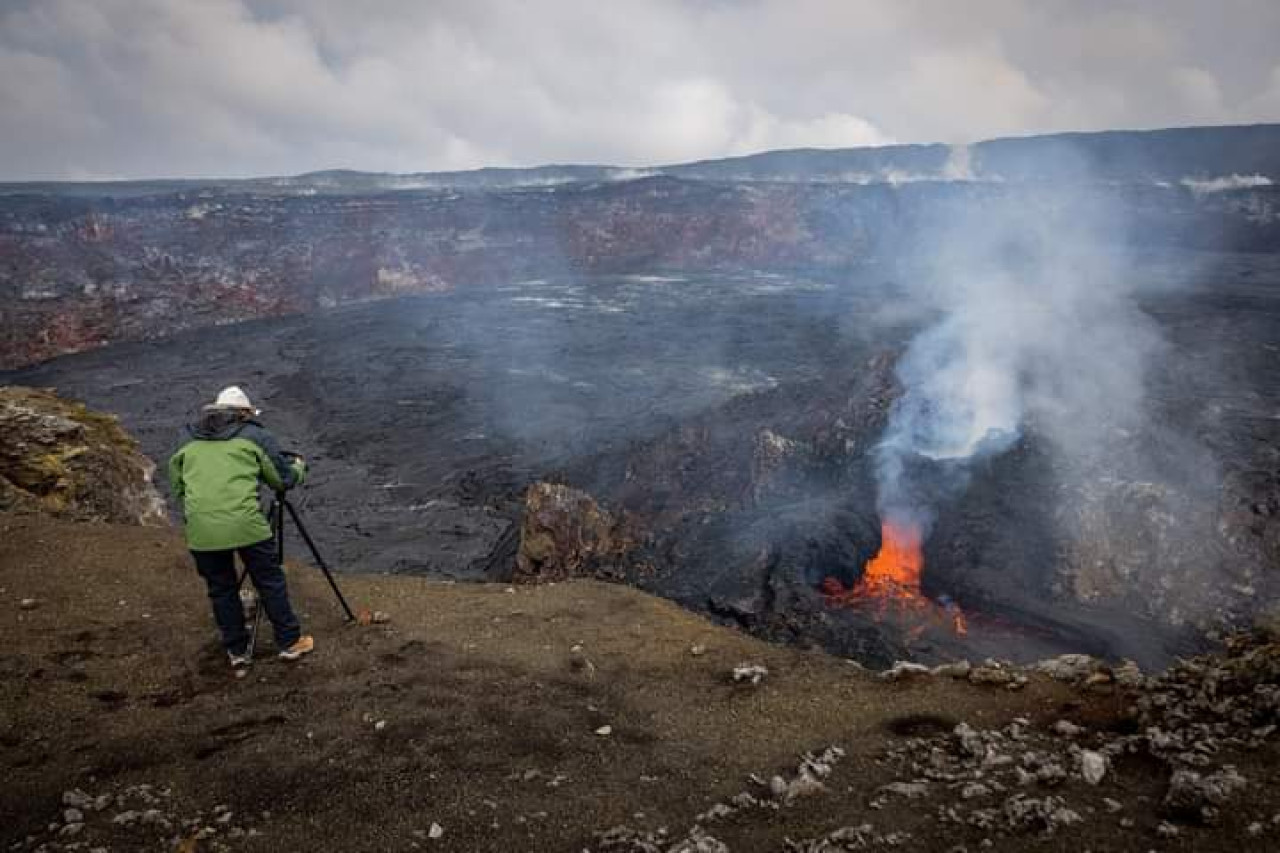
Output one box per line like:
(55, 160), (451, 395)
(228, 650), (252, 668)
(278, 635), (315, 661)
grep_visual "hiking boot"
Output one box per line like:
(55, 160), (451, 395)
(228, 650), (252, 669)
(278, 635), (315, 661)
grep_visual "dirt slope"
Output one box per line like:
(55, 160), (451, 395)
(2, 514), (1277, 852)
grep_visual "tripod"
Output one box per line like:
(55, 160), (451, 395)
(239, 490), (356, 661)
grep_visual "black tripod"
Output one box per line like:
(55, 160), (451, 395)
(239, 490), (356, 662)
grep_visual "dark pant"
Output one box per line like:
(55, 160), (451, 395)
(192, 539), (302, 654)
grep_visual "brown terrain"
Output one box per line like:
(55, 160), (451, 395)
(3, 510), (1279, 853)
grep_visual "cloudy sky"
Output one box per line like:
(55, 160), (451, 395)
(3, 0), (1279, 180)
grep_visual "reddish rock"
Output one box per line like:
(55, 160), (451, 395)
(515, 482), (633, 583)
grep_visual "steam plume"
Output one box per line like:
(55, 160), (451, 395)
(874, 186), (1159, 536)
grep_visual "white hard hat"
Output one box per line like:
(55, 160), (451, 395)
(212, 385), (260, 415)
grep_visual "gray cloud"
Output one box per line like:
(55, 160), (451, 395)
(2, 0), (1279, 180)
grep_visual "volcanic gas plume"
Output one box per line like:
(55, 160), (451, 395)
(828, 186), (1170, 635)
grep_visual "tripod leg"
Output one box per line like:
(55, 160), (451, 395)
(283, 499), (357, 622)
(273, 496), (285, 564)
(245, 592), (263, 661)
(236, 566), (261, 664)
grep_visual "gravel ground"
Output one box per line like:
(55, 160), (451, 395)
(2, 514), (1277, 852)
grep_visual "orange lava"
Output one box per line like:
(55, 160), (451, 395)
(852, 520), (923, 598)
(823, 518), (968, 636)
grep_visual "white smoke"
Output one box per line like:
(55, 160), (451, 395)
(942, 144), (975, 181)
(875, 187), (1159, 530)
(1181, 174), (1274, 194)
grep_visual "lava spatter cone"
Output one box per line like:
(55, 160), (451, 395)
(824, 519), (968, 635)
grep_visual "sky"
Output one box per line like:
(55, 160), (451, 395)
(2, 0), (1279, 181)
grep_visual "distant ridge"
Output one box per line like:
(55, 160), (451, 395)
(2, 123), (1278, 197)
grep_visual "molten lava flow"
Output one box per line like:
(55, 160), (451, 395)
(822, 518), (968, 636)
(851, 520), (923, 599)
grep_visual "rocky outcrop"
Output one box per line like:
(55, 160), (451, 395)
(514, 482), (633, 583)
(0, 386), (166, 526)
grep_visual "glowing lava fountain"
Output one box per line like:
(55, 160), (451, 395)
(853, 520), (924, 598)
(823, 519), (967, 635)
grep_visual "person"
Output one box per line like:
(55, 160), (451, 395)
(168, 386), (314, 667)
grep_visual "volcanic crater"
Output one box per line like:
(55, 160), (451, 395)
(8, 249), (1280, 669)
(5, 126), (1280, 669)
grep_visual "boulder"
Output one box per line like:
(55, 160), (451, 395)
(514, 482), (632, 583)
(0, 386), (166, 526)
(1163, 767), (1247, 823)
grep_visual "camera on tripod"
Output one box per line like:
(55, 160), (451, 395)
(236, 451), (355, 665)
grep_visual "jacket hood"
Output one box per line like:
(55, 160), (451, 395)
(190, 408), (250, 440)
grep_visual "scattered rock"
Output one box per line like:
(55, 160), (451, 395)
(879, 781), (929, 799)
(786, 823), (913, 850)
(1079, 751), (1108, 785)
(968, 665), (1014, 687)
(1052, 720), (1083, 738)
(1163, 767), (1247, 823)
(931, 660), (972, 679)
(1034, 654), (1102, 683)
(731, 663), (768, 685)
(595, 825), (726, 853)
(998, 794), (1081, 835)
(1112, 659), (1146, 688)
(62, 790), (93, 809)
(880, 661), (931, 682)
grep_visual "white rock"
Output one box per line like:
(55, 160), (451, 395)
(1080, 750), (1108, 785)
(880, 661), (931, 681)
(879, 781), (929, 799)
(768, 775), (788, 798)
(595, 725), (613, 736)
(62, 790), (92, 809)
(428, 822), (444, 840)
(931, 660), (972, 678)
(1033, 654), (1101, 682)
(1052, 720), (1084, 738)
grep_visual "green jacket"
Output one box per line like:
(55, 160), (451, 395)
(168, 410), (307, 551)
